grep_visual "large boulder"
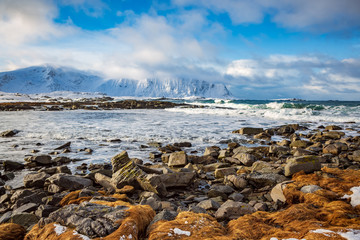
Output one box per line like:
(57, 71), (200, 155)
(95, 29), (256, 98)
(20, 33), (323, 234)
(24, 155), (52, 165)
(159, 172), (196, 188)
(215, 200), (255, 221)
(45, 173), (93, 192)
(284, 155), (321, 177)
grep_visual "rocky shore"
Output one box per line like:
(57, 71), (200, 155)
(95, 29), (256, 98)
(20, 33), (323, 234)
(0, 99), (187, 111)
(0, 124), (360, 239)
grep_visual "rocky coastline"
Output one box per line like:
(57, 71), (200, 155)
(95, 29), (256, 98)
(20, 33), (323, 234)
(1, 124), (360, 239)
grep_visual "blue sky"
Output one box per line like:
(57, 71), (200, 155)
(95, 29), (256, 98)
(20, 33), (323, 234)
(0, 0), (360, 100)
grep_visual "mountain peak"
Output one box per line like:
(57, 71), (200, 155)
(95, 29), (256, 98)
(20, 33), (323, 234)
(0, 65), (233, 98)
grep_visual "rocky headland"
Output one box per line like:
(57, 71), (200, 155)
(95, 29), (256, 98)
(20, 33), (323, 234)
(0, 124), (360, 239)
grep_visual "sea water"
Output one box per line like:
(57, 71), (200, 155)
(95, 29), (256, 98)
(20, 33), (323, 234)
(0, 99), (359, 171)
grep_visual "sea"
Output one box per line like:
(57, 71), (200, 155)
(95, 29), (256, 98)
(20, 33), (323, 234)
(1, 98), (360, 187)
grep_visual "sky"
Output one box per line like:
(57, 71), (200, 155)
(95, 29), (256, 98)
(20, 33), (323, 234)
(0, 0), (360, 100)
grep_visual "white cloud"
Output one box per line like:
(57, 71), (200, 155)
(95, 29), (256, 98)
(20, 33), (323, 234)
(225, 55), (360, 100)
(173, 0), (360, 33)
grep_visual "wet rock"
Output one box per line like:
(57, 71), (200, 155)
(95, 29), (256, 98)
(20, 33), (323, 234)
(168, 151), (187, 167)
(161, 153), (171, 163)
(325, 125), (342, 130)
(232, 128), (263, 135)
(173, 142), (192, 148)
(150, 152), (162, 159)
(53, 156), (71, 165)
(215, 200), (255, 220)
(111, 151), (130, 173)
(45, 173), (93, 192)
(233, 152), (256, 166)
(147, 210), (178, 234)
(254, 132), (272, 140)
(148, 142), (162, 148)
(0, 129), (19, 137)
(23, 172), (50, 188)
(197, 199), (221, 210)
(3, 160), (24, 171)
(24, 155), (52, 165)
(322, 131), (345, 140)
(284, 155), (322, 177)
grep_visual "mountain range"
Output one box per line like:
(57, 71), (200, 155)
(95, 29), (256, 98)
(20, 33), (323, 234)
(0, 65), (232, 98)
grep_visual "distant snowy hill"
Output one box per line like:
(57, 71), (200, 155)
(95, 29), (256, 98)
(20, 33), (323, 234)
(0, 65), (232, 98)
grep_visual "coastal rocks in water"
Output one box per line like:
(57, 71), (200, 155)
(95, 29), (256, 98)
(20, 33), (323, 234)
(284, 155), (321, 177)
(23, 172), (50, 188)
(45, 173), (93, 193)
(3, 160), (24, 171)
(325, 125), (342, 130)
(0, 130), (19, 137)
(204, 147), (220, 158)
(215, 200), (255, 221)
(54, 142), (71, 150)
(232, 127), (263, 135)
(111, 151), (130, 173)
(24, 155), (52, 166)
(168, 151), (187, 167)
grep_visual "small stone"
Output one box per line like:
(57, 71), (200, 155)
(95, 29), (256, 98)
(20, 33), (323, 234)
(233, 153), (256, 166)
(214, 167), (237, 178)
(300, 185), (322, 193)
(196, 199), (221, 210)
(224, 175), (248, 190)
(254, 202), (267, 211)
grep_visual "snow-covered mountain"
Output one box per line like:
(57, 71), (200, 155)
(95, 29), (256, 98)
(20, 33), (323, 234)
(97, 78), (232, 98)
(0, 65), (232, 98)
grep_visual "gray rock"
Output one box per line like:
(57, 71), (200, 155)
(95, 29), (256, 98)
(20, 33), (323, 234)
(251, 161), (277, 174)
(159, 172), (195, 188)
(13, 191), (47, 209)
(7, 213), (39, 229)
(111, 151), (130, 173)
(168, 151), (187, 167)
(25, 155), (52, 165)
(94, 173), (115, 191)
(254, 202), (268, 211)
(140, 196), (162, 211)
(35, 205), (60, 218)
(0, 211), (12, 223)
(300, 185), (322, 193)
(23, 172), (50, 188)
(189, 206), (207, 214)
(228, 192), (244, 202)
(45, 173), (93, 192)
(210, 184), (235, 194)
(13, 203), (38, 214)
(247, 173), (287, 188)
(54, 142), (71, 150)
(44, 202), (129, 238)
(284, 155), (321, 177)
(269, 145), (290, 155)
(233, 152), (256, 166)
(224, 175), (248, 190)
(215, 200), (255, 220)
(197, 199), (221, 210)
(10, 189), (33, 203)
(53, 156), (72, 165)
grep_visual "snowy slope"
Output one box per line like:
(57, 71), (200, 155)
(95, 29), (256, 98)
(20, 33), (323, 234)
(0, 65), (102, 94)
(0, 65), (233, 98)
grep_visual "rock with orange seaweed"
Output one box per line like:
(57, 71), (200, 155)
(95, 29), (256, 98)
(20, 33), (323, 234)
(148, 211), (226, 240)
(25, 204), (155, 240)
(0, 223), (26, 240)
